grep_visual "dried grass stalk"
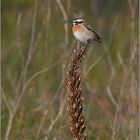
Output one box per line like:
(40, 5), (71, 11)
(67, 46), (88, 140)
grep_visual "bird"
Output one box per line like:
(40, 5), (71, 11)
(72, 19), (102, 45)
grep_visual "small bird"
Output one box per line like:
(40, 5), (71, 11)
(72, 19), (102, 45)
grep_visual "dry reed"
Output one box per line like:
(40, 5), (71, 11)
(67, 46), (88, 140)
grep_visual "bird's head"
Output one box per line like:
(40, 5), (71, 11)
(72, 19), (84, 26)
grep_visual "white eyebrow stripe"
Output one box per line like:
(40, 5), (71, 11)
(73, 19), (84, 23)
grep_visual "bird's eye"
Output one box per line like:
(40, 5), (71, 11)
(77, 21), (83, 24)
(73, 20), (83, 25)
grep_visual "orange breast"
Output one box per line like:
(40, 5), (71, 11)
(72, 25), (81, 32)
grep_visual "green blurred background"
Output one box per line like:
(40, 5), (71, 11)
(2, 0), (139, 140)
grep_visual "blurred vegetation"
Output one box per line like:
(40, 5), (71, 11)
(2, 0), (139, 140)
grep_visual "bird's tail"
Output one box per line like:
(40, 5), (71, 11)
(92, 30), (102, 43)
(96, 36), (102, 43)
(93, 36), (102, 43)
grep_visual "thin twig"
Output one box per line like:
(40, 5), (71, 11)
(4, 114), (14, 140)
(56, 0), (69, 45)
(46, 97), (66, 135)
(106, 86), (118, 108)
(26, 55), (64, 88)
(16, 13), (24, 68)
(35, 110), (48, 140)
(4, 2), (39, 140)
(85, 51), (106, 76)
(112, 74), (126, 140)
(1, 87), (12, 114)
